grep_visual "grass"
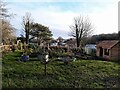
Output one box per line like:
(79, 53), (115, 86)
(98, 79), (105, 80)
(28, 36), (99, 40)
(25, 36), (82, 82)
(2, 51), (120, 88)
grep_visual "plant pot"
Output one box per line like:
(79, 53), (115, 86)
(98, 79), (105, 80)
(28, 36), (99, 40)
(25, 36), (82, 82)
(21, 55), (29, 61)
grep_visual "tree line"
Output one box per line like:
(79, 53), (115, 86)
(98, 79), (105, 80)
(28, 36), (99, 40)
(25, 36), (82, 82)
(84, 33), (119, 45)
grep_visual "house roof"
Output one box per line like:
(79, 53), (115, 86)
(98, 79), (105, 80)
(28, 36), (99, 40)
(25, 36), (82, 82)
(96, 40), (119, 49)
(65, 38), (76, 45)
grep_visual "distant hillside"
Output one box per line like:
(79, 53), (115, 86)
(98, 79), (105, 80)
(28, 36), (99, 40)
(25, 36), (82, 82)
(85, 33), (119, 44)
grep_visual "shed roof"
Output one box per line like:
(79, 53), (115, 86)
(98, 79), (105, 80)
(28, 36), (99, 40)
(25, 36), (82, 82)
(96, 40), (119, 49)
(85, 44), (96, 49)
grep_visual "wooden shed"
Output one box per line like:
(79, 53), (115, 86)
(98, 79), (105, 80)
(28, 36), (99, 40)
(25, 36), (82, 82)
(96, 40), (120, 60)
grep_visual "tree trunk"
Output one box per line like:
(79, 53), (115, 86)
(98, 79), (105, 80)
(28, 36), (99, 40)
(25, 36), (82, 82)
(25, 21), (29, 45)
(76, 24), (79, 47)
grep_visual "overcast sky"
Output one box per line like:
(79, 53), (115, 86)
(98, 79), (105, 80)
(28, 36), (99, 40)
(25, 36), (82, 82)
(5, 0), (119, 39)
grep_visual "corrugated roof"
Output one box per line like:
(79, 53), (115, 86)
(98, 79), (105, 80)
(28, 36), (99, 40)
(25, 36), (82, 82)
(96, 40), (119, 49)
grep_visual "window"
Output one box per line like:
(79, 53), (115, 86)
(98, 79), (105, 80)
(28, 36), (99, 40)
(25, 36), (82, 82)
(104, 49), (109, 55)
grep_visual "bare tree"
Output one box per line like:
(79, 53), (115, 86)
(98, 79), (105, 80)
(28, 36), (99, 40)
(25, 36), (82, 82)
(0, 0), (9, 19)
(69, 15), (94, 48)
(22, 12), (33, 45)
(2, 20), (16, 44)
(0, 0), (16, 45)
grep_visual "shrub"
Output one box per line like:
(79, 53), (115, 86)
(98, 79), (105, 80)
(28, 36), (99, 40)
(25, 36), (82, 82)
(49, 51), (72, 58)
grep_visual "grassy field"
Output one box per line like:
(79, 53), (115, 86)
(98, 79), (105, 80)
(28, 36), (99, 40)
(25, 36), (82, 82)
(2, 51), (120, 88)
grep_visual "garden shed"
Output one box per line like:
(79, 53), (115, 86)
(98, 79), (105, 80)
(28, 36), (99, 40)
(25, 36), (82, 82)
(96, 40), (120, 60)
(84, 44), (96, 55)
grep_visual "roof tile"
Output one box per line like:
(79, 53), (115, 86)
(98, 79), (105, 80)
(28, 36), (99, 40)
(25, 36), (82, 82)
(96, 40), (119, 49)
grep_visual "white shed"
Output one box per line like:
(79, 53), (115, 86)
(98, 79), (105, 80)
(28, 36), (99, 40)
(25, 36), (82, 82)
(85, 44), (96, 55)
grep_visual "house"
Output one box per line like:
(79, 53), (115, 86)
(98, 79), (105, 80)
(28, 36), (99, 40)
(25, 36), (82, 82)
(64, 38), (76, 49)
(50, 39), (58, 46)
(96, 40), (120, 60)
(57, 37), (64, 46)
(84, 44), (96, 55)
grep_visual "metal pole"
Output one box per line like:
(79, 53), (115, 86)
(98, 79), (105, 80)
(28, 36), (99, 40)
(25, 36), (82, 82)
(44, 62), (47, 76)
